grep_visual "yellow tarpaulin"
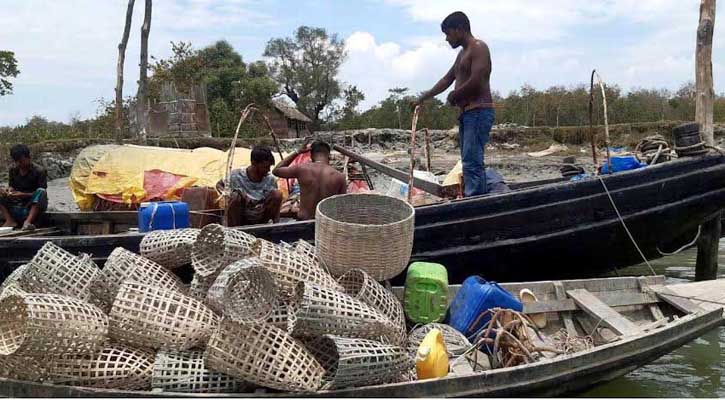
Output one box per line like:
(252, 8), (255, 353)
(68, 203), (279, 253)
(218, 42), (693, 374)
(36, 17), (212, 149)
(70, 144), (286, 210)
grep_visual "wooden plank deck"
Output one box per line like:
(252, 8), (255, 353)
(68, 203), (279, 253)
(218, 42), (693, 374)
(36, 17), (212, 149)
(567, 289), (641, 336)
(659, 279), (725, 314)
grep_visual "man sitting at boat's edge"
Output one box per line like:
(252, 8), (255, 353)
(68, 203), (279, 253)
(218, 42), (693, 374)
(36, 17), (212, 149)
(273, 140), (347, 221)
(0, 144), (48, 231)
(216, 146), (283, 226)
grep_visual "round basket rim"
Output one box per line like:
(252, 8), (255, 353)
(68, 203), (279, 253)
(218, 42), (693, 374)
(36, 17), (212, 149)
(315, 193), (415, 229)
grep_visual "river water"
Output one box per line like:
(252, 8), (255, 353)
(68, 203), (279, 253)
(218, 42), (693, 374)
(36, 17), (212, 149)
(579, 239), (725, 397)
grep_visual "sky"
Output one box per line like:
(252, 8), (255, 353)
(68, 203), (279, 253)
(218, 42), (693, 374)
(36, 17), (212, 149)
(1, 0), (724, 126)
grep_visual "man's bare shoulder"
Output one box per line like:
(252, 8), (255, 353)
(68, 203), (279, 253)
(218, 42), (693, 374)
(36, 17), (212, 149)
(472, 39), (490, 54)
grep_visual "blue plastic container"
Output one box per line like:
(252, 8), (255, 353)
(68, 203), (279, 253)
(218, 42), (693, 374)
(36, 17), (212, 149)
(138, 201), (190, 232)
(600, 156), (647, 174)
(447, 276), (523, 340)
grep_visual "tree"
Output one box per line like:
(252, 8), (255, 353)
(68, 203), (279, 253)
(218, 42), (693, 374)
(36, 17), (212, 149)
(342, 85), (365, 118)
(136, 0), (152, 138)
(0, 51), (20, 96)
(264, 26), (346, 126)
(115, 0), (135, 144)
(388, 87), (408, 128)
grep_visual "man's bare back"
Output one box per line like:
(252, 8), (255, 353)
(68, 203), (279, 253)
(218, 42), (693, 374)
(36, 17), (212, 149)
(273, 140), (347, 221)
(294, 162), (346, 220)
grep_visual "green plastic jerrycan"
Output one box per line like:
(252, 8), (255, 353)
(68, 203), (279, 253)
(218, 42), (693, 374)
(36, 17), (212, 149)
(404, 262), (449, 323)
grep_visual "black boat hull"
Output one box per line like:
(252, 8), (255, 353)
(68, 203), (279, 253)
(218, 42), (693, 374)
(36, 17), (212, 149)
(2, 155), (724, 283)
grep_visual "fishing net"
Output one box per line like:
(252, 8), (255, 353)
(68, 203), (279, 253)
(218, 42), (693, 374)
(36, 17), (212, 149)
(90, 247), (185, 313)
(140, 228), (200, 269)
(0, 293), (108, 357)
(46, 345), (155, 390)
(406, 323), (472, 358)
(253, 239), (342, 298)
(109, 280), (218, 351)
(19, 242), (100, 302)
(338, 268), (407, 346)
(205, 257), (277, 321)
(290, 282), (398, 342)
(304, 335), (413, 389)
(315, 193), (415, 280)
(204, 319), (324, 392)
(191, 224), (257, 277)
(152, 350), (247, 393)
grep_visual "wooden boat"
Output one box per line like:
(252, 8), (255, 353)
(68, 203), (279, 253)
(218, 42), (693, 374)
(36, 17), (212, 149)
(2, 153), (725, 283)
(0, 275), (721, 397)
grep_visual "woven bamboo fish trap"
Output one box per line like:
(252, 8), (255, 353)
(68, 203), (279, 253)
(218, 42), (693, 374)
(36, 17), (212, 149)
(0, 284), (26, 301)
(315, 193), (414, 281)
(290, 282), (398, 341)
(305, 335), (413, 389)
(189, 272), (217, 301)
(90, 247), (185, 312)
(19, 242), (100, 302)
(406, 323), (472, 357)
(109, 280), (218, 351)
(46, 345), (155, 390)
(0, 293), (108, 357)
(140, 228), (200, 269)
(0, 264), (27, 293)
(206, 258), (277, 322)
(253, 239), (343, 298)
(152, 350), (246, 393)
(338, 269), (407, 346)
(204, 319), (324, 392)
(265, 296), (297, 333)
(192, 224), (257, 277)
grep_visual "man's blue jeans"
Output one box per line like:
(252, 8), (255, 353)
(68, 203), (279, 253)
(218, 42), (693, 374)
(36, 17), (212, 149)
(459, 108), (495, 197)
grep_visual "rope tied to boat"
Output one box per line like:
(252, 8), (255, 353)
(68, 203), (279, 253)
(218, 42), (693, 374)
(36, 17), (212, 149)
(597, 176), (657, 276)
(656, 225), (702, 256)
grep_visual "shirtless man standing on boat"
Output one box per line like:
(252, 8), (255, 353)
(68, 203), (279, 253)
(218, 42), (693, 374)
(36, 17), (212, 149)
(414, 11), (495, 197)
(273, 140), (346, 220)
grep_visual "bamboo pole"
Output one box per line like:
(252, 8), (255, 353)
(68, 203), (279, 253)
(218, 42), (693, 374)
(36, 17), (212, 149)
(114, 0), (135, 144)
(695, 0), (719, 281)
(409, 106), (421, 204)
(136, 0), (152, 140)
(588, 70), (598, 165)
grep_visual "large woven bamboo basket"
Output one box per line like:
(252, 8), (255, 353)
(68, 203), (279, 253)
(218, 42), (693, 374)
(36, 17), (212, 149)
(90, 248), (185, 313)
(140, 228), (200, 269)
(304, 335), (413, 389)
(204, 319), (324, 392)
(152, 350), (246, 393)
(338, 269), (407, 346)
(406, 323), (471, 358)
(0, 264), (27, 294)
(46, 345), (155, 390)
(315, 193), (414, 280)
(290, 282), (398, 342)
(0, 293), (108, 357)
(206, 257), (277, 322)
(191, 224), (257, 277)
(265, 296), (297, 334)
(189, 272), (217, 301)
(253, 239), (343, 297)
(109, 280), (218, 351)
(19, 242), (100, 301)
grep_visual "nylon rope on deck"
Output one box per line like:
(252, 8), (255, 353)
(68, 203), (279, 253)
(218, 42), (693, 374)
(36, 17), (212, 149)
(597, 175), (657, 276)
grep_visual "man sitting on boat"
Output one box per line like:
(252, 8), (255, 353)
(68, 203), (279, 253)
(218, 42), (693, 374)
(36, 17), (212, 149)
(273, 140), (347, 221)
(0, 144), (48, 230)
(216, 146), (283, 226)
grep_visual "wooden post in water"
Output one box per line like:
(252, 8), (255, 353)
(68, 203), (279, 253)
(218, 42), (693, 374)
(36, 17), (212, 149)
(695, 0), (719, 281)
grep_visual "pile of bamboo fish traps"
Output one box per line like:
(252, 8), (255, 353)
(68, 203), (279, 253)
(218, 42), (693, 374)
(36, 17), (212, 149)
(0, 220), (417, 394)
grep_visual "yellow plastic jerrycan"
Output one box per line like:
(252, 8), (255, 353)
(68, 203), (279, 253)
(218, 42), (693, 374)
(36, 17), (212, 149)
(415, 328), (449, 380)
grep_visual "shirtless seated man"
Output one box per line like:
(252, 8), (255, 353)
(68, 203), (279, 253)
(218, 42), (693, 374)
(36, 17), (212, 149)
(216, 146), (283, 226)
(273, 140), (346, 221)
